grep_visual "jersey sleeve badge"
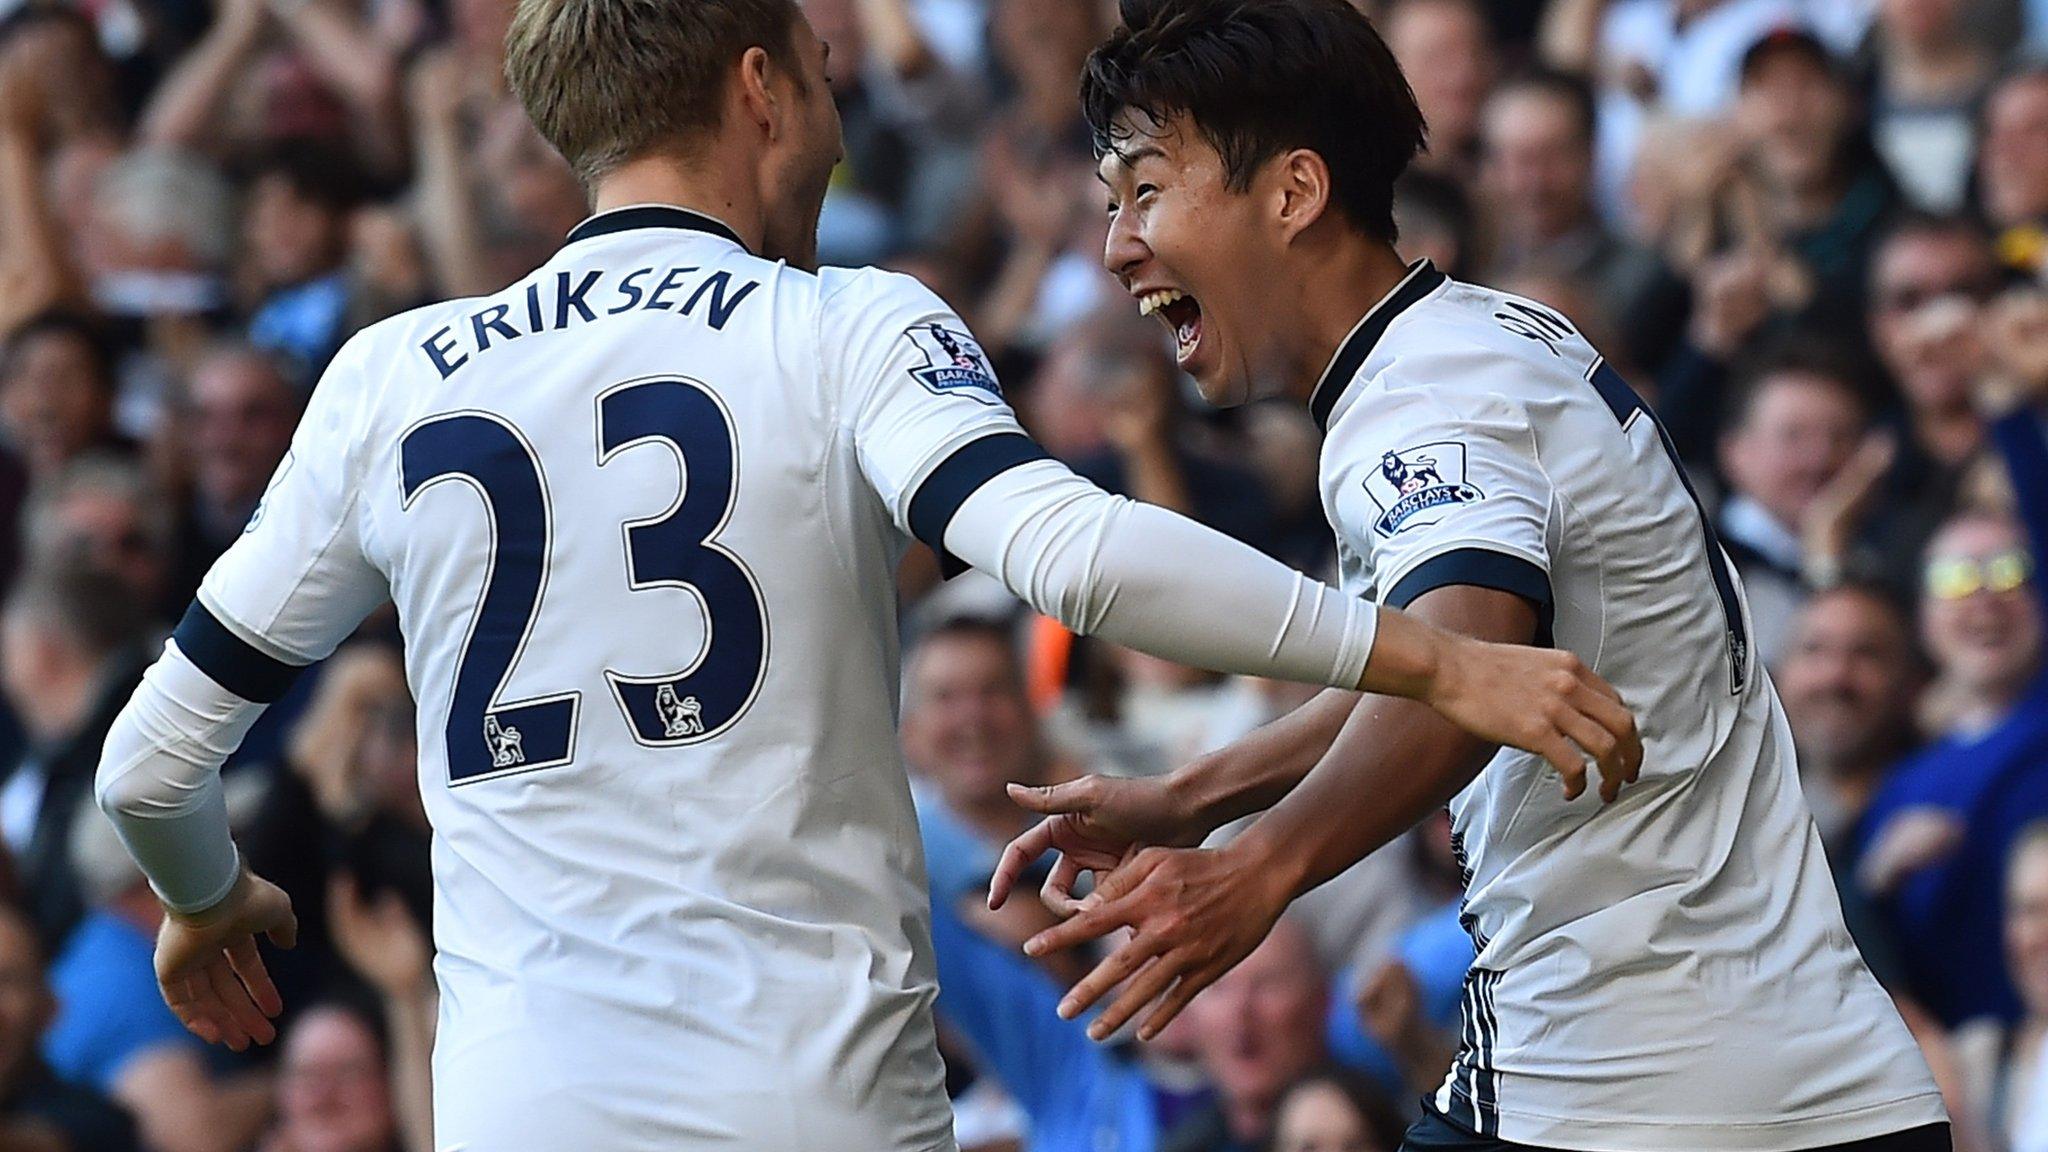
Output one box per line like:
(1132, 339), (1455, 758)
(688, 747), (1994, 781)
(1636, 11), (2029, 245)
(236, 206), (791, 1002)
(902, 323), (1003, 405)
(1365, 442), (1484, 536)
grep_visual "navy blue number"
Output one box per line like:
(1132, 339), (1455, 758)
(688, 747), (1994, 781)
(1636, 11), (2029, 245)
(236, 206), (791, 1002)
(400, 413), (580, 782)
(597, 378), (768, 744)
(1587, 359), (1750, 694)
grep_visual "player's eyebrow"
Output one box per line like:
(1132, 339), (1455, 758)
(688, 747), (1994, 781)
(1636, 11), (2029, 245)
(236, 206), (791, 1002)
(1098, 144), (1167, 185)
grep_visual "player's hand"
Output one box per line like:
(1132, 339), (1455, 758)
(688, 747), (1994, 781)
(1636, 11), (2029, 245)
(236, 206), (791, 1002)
(154, 867), (298, 1051)
(1424, 637), (1643, 802)
(989, 774), (1202, 914)
(1022, 841), (1288, 1043)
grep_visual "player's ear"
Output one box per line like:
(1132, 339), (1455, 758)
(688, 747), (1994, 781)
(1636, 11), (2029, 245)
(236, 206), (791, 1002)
(1272, 149), (1333, 243)
(737, 45), (781, 138)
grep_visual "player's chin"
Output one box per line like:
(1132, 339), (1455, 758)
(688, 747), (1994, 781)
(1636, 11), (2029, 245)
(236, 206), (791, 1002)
(1188, 359), (1252, 408)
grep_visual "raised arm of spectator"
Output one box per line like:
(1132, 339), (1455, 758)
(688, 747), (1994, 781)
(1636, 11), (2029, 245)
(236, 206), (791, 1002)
(1537, 0), (1610, 75)
(407, 50), (497, 300)
(853, 0), (938, 80)
(138, 0), (269, 150)
(267, 0), (405, 174)
(0, 57), (83, 331)
(327, 875), (435, 1152)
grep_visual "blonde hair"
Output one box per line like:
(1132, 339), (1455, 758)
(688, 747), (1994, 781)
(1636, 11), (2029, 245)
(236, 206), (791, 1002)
(504, 0), (803, 186)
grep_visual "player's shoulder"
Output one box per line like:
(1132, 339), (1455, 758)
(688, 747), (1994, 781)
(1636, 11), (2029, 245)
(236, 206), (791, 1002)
(816, 264), (955, 325)
(1318, 264), (1600, 434)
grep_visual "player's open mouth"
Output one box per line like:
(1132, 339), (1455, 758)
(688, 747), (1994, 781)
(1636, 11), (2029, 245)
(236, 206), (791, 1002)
(1138, 288), (1204, 363)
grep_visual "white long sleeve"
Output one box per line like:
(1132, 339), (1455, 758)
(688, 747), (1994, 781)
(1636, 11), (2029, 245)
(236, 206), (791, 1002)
(944, 459), (1378, 688)
(95, 638), (267, 914)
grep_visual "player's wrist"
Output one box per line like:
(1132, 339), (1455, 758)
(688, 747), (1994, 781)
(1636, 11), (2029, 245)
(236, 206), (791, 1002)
(1219, 820), (1312, 907)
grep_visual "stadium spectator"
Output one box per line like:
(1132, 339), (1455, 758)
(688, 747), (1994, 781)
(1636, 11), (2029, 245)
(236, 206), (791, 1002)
(165, 343), (303, 609)
(238, 143), (372, 378)
(20, 458), (173, 620)
(1863, 0), (2000, 215)
(0, 565), (147, 947)
(0, 899), (137, 1152)
(1858, 508), (2048, 1026)
(1979, 65), (2048, 279)
(1266, 1068), (1408, 1152)
(1953, 823), (2048, 1152)
(1714, 342), (1879, 662)
(1864, 214), (2008, 582)
(1776, 582), (1926, 846)
(48, 789), (267, 1152)
(1475, 67), (1675, 368)
(1382, 0), (1497, 181)
(259, 1002), (406, 1152)
(0, 312), (126, 483)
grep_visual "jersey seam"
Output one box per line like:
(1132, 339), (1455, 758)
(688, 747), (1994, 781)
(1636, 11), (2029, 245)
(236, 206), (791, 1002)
(811, 272), (867, 593)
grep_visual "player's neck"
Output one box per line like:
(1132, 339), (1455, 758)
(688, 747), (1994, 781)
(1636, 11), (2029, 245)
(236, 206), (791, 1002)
(589, 154), (768, 254)
(1276, 239), (1416, 409)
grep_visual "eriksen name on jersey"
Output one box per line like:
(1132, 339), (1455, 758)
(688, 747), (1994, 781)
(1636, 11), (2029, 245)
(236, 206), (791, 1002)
(416, 264), (763, 381)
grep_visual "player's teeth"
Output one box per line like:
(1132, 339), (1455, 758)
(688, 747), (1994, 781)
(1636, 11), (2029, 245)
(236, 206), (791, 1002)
(1138, 289), (1185, 318)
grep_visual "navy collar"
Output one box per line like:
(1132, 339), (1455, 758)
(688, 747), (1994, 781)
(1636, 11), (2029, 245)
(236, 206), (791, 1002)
(564, 205), (750, 251)
(1308, 259), (1446, 431)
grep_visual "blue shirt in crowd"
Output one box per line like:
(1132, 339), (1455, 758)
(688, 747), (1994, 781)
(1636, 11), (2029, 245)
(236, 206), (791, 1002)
(44, 909), (202, 1093)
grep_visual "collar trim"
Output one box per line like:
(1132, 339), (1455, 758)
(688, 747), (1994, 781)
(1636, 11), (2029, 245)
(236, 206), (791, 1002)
(565, 205), (749, 251)
(1308, 260), (1447, 431)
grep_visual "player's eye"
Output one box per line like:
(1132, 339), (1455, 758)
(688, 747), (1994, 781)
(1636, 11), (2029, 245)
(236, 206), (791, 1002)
(1135, 183), (1159, 201)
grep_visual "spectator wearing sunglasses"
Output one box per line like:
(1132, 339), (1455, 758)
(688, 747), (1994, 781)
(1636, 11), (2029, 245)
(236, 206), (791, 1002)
(1855, 499), (2048, 1027)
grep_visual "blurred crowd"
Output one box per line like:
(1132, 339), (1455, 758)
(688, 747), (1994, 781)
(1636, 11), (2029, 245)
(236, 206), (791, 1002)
(0, 0), (2041, 1149)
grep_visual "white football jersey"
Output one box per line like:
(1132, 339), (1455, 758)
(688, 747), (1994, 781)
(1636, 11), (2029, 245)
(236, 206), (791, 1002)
(188, 206), (1067, 1152)
(1316, 262), (1946, 1151)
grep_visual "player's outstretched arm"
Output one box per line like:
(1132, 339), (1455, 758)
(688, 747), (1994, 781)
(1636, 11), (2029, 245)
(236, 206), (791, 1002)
(1016, 586), (1628, 1043)
(97, 641), (299, 1051)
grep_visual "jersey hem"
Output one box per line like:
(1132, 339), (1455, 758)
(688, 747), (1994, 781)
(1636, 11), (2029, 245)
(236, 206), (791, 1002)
(1478, 1091), (1948, 1152)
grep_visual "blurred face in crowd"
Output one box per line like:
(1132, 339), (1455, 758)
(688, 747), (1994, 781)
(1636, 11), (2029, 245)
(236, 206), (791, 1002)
(1920, 517), (2042, 698)
(1271, 1081), (1387, 1152)
(1383, 0), (1495, 159)
(1187, 918), (1329, 1138)
(1480, 86), (1595, 246)
(0, 328), (114, 477)
(803, 0), (867, 94)
(1718, 371), (1866, 532)
(245, 173), (348, 290)
(0, 910), (51, 1091)
(37, 483), (167, 609)
(188, 351), (301, 517)
(1738, 49), (1855, 197)
(1881, 0), (1967, 49)
(1980, 75), (2048, 229)
(1869, 227), (2002, 415)
(2008, 836), (2048, 1018)
(275, 1007), (396, 1152)
(992, 0), (1102, 101)
(1777, 587), (1920, 774)
(902, 631), (1043, 811)
(478, 104), (589, 246)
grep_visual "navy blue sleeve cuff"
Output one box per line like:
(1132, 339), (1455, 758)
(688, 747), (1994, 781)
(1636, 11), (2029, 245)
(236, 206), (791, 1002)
(906, 432), (1053, 578)
(172, 601), (307, 703)
(1384, 548), (1554, 647)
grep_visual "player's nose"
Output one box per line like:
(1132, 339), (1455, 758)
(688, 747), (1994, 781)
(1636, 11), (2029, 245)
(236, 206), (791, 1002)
(1103, 211), (1149, 283)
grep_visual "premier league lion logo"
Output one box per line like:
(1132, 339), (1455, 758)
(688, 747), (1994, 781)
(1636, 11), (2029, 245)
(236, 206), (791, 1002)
(1364, 442), (1483, 536)
(902, 323), (1003, 404)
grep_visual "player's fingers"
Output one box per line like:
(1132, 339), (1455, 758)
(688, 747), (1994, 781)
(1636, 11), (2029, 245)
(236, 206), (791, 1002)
(205, 957), (274, 1049)
(1572, 661), (1625, 704)
(161, 974), (223, 1045)
(1057, 930), (1163, 1023)
(226, 935), (283, 1019)
(1025, 897), (1131, 960)
(1007, 777), (1098, 816)
(1556, 708), (1620, 791)
(1040, 853), (1088, 917)
(1138, 966), (1217, 1042)
(267, 905), (300, 951)
(1087, 952), (1184, 1042)
(1539, 734), (1587, 800)
(989, 820), (1058, 909)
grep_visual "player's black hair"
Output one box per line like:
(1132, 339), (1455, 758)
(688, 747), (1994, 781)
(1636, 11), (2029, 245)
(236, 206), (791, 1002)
(1081, 0), (1427, 243)
(1489, 66), (1599, 147)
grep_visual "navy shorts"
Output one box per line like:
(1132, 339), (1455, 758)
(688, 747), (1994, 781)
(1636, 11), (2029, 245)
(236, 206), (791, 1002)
(1399, 1108), (1953, 1152)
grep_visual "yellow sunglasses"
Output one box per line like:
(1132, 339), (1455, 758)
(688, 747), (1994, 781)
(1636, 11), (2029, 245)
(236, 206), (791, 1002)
(1925, 549), (2035, 600)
